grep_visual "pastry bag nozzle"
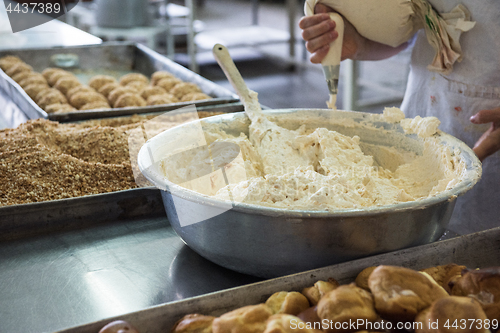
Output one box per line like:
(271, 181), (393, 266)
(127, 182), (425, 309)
(321, 12), (344, 110)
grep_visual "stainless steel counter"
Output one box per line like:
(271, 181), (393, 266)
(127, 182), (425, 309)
(0, 217), (261, 333)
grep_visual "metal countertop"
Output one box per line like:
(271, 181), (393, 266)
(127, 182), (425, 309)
(0, 217), (261, 333)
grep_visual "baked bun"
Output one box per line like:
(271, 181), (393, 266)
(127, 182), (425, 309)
(0, 55), (22, 71)
(19, 73), (47, 88)
(119, 73), (148, 86)
(114, 93), (146, 108)
(265, 291), (310, 315)
(147, 93), (178, 106)
(421, 264), (466, 293)
(125, 80), (148, 91)
(5, 62), (32, 77)
(66, 85), (96, 99)
(181, 92), (212, 102)
(302, 278), (340, 306)
(48, 70), (75, 86)
(45, 103), (76, 114)
(38, 89), (68, 109)
(12, 71), (32, 83)
(171, 82), (202, 99)
(151, 70), (175, 85)
(80, 101), (111, 110)
(88, 75), (117, 91)
(355, 267), (377, 291)
(98, 320), (139, 333)
(41, 68), (63, 80)
(415, 296), (489, 333)
(172, 314), (215, 333)
(98, 82), (120, 98)
(316, 283), (377, 332)
(368, 265), (449, 322)
(264, 314), (322, 333)
(24, 84), (51, 101)
(212, 304), (273, 333)
(451, 267), (500, 321)
(70, 91), (108, 109)
(54, 77), (81, 95)
(108, 86), (137, 106)
(156, 77), (182, 91)
(140, 86), (167, 100)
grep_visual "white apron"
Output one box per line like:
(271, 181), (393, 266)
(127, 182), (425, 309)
(401, 0), (500, 234)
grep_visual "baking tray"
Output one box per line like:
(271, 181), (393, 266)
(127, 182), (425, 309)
(0, 103), (245, 241)
(55, 226), (500, 333)
(0, 42), (239, 122)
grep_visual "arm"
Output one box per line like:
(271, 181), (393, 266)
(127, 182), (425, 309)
(299, 3), (409, 64)
(470, 108), (500, 162)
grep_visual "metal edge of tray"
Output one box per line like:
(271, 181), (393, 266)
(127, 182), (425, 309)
(0, 42), (239, 122)
(55, 227), (500, 333)
(0, 187), (163, 242)
(0, 103), (245, 241)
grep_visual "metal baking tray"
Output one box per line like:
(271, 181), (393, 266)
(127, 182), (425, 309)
(0, 42), (239, 122)
(56, 226), (500, 333)
(0, 103), (245, 241)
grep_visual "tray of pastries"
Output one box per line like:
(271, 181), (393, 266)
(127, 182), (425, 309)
(0, 42), (240, 122)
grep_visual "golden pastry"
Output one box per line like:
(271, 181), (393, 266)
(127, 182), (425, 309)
(98, 82), (120, 98)
(264, 314), (322, 333)
(316, 283), (378, 332)
(421, 264), (466, 293)
(151, 70), (175, 85)
(265, 291), (310, 316)
(48, 70), (76, 86)
(181, 92), (212, 102)
(44, 103), (76, 114)
(108, 86), (137, 106)
(451, 267), (500, 321)
(19, 73), (48, 88)
(5, 62), (32, 77)
(114, 93), (146, 108)
(368, 265), (449, 322)
(140, 86), (166, 100)
(54, 77), (81, 95)
(24, 84), (51, 101)
(172, 314), (215, 333)
(125, 80), (148, 91)
(70, 91), (108, 109)
(156, 77), (182, 91)
(415, 296), (489, 333)
(119, 73), (149, 86)
(0, 55), (23, 71)
(88, 75), (117, 91)
(66, 85), (96, 99)
(146, 93), (178, 106)
(171, 82), (202, 99)
(38, 89), (68, 109)
(302, 278), (340, 306)
(212, 304), (273, 333)
(355, 267), (377, 291)
(11, 71), (32, 83)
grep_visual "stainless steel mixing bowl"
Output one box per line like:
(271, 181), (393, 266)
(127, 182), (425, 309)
(138, 109), (481, 278)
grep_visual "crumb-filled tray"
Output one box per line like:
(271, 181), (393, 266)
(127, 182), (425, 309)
(0, 42), (239, 122)
(54, 226), (500, 333)
(0, 103), (244, 240)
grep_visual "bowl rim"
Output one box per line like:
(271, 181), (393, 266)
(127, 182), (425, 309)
(138, 108), (482, 218)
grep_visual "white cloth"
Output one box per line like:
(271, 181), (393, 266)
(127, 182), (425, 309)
(401, 0), (500, 234)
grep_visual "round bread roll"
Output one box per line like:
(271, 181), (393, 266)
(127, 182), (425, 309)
(98, 82), (120, 98)
(140, 86), (166, 100)
(212, 304), (273, 333)
(355, 267), (377, 291)
(420, 264), (467, 293)
(302, 279), (340, 306)
(38, 89), (68, 109)
(151, 70), (175, 85)
(316, 283), (378, 332)
(88, 75), (117, 91)
(180, 92), (212, 102)
(42, 68), (64, 80)
(19, 73), (48, 88)
(125, 80), (148, 91)
(80, 101), (111, 110)
(265, 291), (310, 316)
(35, 87), (57, 103)
(368, 265), (449, 322)
(66, 85), (96, 99)
(156, 77), (182, 91)
(54, 77), (81, 96)
(146, 93), (177, 106)
(98, 320), (140, 333)
(5, 62), (32, 77)
(108, 86), (137, 106)
(70, 91), (108, 109)
(24, 84), (51, 100)
(0, 55), (23, 71)
(171, 314), (215, 333)
(114, 93), (146, 108)
(415, 296), (489, 333)
(11, 71), (32, 83)
(119, 73), (148, 86)
(48, 70), (76, 86)
(171, 82), (202, 99)
(451, 267), (500, 321)
(44, 103), (76, 114)
(264, 314), (322, 333)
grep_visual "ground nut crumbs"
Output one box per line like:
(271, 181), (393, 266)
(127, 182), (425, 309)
(0, 111), (223, 207)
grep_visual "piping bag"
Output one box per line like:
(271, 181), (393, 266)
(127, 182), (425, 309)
(322, 13), (344, 109)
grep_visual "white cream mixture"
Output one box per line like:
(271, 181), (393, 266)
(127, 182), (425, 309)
(161, 105), (466, 211)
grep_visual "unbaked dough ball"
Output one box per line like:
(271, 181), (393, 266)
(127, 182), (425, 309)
(70, 91), (108, 109)
(54, 77), (81, 96)
(80, 101), (111, 110)
(44, 103), (76, 114)
(108, 86), (137, 106)
(119, 73), (148, 86)
(114, 93), (146, 108)
(140, 86), (166, 100)
(170, 82), (202, 99)
(156, 77), (182, 91)
(180, 92), (212, 102)
(88, 75), (117, 91)
(38, 89), (68, 109)
(5, 62), (32, 77)
(151, 70), (175, 85)
(66, 85), (96, 99)
(98, 82), (120, 98)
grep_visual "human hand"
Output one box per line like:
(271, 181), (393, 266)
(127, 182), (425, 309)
(470, 107), (500, 161)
